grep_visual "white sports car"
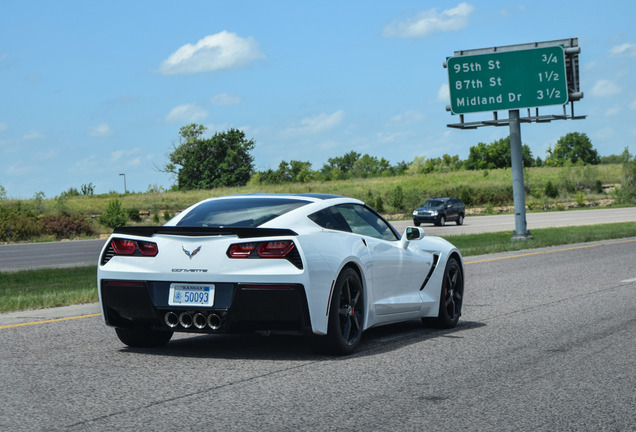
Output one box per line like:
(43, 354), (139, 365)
(98, 193), (464, 355)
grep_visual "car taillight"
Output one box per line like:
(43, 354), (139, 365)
(137, 241), (158, 256)
(227, 240), (295, 258)
(227, 242), (259, 258)
(257, 240), (295, 257)
(111, 239), (137, 255)
(110, 238), (158, 257)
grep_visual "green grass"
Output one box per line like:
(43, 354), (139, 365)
(2, 222), (635, 314)
(446, 222), (636, 256)
(0, 266), (97, 313)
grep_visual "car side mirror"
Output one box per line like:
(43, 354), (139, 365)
(401, 226), (425, 249)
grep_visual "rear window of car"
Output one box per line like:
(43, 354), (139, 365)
(176, 197), (309, 228)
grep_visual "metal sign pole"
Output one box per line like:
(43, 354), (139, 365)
(509, 110), (532, 240)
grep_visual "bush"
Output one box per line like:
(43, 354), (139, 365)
(99, 200), (128, 228)
(61, 187), (81, 197)
(127, 208), (142, 222)
(594, 180), (603, 194)
(42, 211), (94, 240)
(389, 185), (405, 211)
(0, 203), (43, 242)
(545, 181), (559, 198)
(374, 196), (385, 213)
(575, 192), (586, 207)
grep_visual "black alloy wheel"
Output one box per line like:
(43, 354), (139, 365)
(429, 257), (463, 328)
(322, 267), (364, 355)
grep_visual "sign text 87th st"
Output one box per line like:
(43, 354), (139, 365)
(447, 46), (568, 114)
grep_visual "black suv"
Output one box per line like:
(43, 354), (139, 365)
(412, 197), (465, 226)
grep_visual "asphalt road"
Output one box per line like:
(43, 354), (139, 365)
(1, 207), (635, 272)
(1, 237), (635, 431)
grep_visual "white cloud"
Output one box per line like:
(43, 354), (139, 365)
(211, 93), (241, 106)
(593, 127), (614, 140)
(437, 83), (450, 102)
(284, 110), (344, 135)
(389, 110), (425, 125)
(376, 131), (412, 143)
(383, 3), (474, 38)
(35, 149), (59, 160)
(605, 105), (621, 116)
(159, 31), (265, 75)
(110, 148), (141, 162)
(89, 122), (113, 137)
(6, 162), (36, 176)
(590, 79), (621, 97)
(165, 104), (208, 123)
(22, 130), (44, 140)
(610, 43), (636, 57)
(499, 5), (525, 17)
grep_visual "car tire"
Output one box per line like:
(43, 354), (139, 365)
(115, 327), (173, 348)
(414, 221), (421, 227)
(436, 216), (446, 226)
(425, 257), (463, 329)
(316, 267), (364, 356)
(456, 214), (464, 226)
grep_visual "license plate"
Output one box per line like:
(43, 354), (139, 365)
(168, 284), (214, 307)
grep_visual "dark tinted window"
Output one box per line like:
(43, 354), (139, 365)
(177, 198), (309, 228)
(308, 206), (352, 232)
(310, 204), (398, 241)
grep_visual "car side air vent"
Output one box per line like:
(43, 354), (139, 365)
(101, 244), (116, 265)
(420, 254), (440, 290)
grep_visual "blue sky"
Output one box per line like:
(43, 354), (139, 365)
(1, 1), (635, 198)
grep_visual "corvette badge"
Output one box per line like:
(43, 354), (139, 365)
(182, 245), (202, 260)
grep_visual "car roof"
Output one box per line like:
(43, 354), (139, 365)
(233, 192), (345, 200)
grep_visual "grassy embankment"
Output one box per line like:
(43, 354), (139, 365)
(5, 163), (623, 241)
(2, 221), (635, 313)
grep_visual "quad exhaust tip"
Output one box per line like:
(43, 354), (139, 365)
(178, 312), (193, 328)
(193, 313), (207, 329)
(164, 311), (179, 328)
(164, 311), (224, 330)
(207, 313), (222, 330)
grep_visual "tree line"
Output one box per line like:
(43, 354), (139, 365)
(163, 124), (610, 190)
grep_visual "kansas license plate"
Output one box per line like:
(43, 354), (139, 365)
(168, 284), (214, 307)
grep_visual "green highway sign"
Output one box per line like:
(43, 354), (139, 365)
(447, 46), (568, 115)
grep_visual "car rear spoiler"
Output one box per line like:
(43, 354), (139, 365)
(112, 226), (298, 238)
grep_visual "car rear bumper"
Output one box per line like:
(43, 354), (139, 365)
(100, 279), (312, 334)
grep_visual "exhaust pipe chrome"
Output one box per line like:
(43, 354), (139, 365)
(193, 312), (207, 329)
(207, 313), (223, 330)
(164, 311), (179, 328)
(179, 312), (193, 328)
